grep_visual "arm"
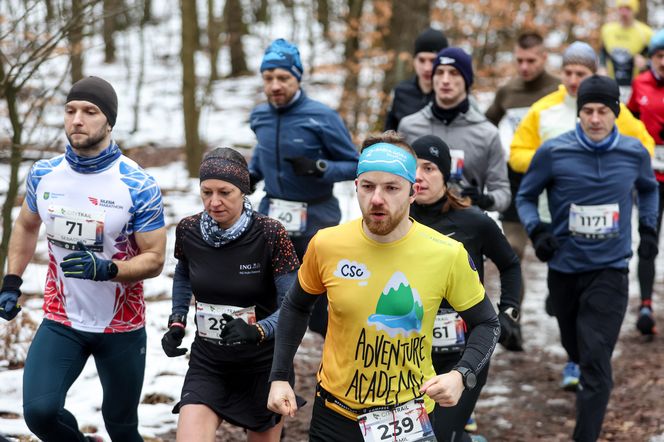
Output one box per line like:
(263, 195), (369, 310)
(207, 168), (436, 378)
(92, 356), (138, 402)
(509, 108), (541, 174)
(484, 89), (505, 127)
(635, 151), (659, 230)
(484, 133), (511, 212)
(7, 202), (43, 276)
(257, 271), (297, 340)
(480, 216), (521, 310)
(317, 112), (360, 184)
(515, 146), (553, 233)
(171, 260), (193, 316)
(384, 90), (399, 131)
(113, 227), (166, 282)
(617, 105), (655, 156)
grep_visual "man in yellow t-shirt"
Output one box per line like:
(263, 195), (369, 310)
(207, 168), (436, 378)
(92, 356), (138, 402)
(600, 0), (653, 97)
(267, 131), (500, 441)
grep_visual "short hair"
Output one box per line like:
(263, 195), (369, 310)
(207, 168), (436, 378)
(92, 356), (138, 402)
(517, 31), (544, 50)
(360, 130), (416, 157)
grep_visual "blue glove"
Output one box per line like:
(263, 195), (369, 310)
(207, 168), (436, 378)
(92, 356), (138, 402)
(0, 274), (23, 321)
(60, 242), (117, 281)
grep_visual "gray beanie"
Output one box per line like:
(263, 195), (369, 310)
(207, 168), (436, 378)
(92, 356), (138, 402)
(562, 41), (598, 73)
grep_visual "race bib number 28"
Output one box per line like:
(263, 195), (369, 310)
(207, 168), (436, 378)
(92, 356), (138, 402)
(195, 302), (256, 342)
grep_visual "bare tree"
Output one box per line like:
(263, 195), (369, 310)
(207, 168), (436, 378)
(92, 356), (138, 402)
(223, 0), (250, 76)
(103, 0), (119, 63)
(181, 0), (203, 176)
(69, 0), (85, 82)
(207, 0), (222, 81)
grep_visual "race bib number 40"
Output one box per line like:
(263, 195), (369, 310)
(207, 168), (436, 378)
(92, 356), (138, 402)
(358, 399), (436, 442)
(46, 205), (105, 252)
(195, 302), (256, 342)
(432, 309), (466, 353)
(268, 198), (307, 234)
(568, 203), (619, 239)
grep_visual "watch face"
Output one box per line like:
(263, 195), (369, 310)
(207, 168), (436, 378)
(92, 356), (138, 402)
(466, 372), (477, 389)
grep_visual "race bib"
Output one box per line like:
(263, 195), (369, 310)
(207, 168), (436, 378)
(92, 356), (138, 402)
(46, 205), (105, 252)
(268, 198), (307, 234)
(568, 203), (620, 239)
(195, 302), (256, 342)
(449, 150), (465, 182)
(358, 399), (436, 442)
(432, 309), (466, 353)
(652, 145), (664, 171)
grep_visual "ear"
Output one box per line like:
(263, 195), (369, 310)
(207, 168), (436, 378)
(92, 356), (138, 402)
(409, 183), (421, 202)
(354, 178), (358, 192)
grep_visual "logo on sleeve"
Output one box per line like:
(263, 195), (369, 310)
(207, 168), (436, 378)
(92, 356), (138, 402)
(334, 259), (370, 285)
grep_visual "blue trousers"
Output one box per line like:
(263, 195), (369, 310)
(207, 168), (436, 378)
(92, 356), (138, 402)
(22, 319), (146, 441)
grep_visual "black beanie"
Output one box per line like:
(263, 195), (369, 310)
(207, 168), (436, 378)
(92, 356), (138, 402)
(414, 28), (449, 55)
(66, 76), (118, 127)
(576, 75), (621, 117)
(412, 135), (452, 184)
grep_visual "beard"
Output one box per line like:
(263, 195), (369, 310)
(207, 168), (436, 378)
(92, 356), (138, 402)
(66, 125), (108, 152)
(362, 203), (409, 236)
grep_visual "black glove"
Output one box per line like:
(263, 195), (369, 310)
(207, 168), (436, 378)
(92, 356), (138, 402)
(161, 313), (187, 357)
(219, 313), (261, 345)
(0, 274), (23, 321)
(249, 173), (260, 194)
(498, 308), (524, 352)
(60, 242), (117, 281)
(529, 223), (559, 262)
(460, 179), (494, 210)
(284, 156), (325, 177)
(638, 224), (659, 259)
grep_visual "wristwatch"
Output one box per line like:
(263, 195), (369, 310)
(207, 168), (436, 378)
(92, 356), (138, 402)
(453, 366), (477, 390)
(107, 261), (119, 279)
(503, 307), (520, 322)
(168, 313), (187, 327)
(315, 159), (328, 174)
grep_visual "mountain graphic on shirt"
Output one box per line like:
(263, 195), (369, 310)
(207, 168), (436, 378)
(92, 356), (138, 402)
(367, 271), (423, 338)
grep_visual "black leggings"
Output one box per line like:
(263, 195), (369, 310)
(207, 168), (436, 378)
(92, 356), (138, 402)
(637, 181), (664, 303)
(22, 319), (146, 442)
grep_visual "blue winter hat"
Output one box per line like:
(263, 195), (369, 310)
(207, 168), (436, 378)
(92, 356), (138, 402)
(260, 38), (304, 81)
(649, 29), (664, 56)
(431, 47), (474, 90)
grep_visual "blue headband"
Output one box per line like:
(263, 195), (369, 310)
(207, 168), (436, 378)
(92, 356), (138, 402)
(357, 143), (417, 183)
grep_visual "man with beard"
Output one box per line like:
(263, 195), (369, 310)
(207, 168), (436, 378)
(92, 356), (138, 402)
(0, 76), (166, 441)
(266, 131), (499, 441)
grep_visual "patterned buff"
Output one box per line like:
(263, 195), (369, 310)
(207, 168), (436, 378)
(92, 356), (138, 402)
(356, 143), (417, 183)
(65, 142), (122, 173)
(200, 197), (253, 248)
(199, 156), (250, 194)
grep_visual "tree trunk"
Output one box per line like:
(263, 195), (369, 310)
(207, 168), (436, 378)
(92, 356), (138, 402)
(0, 59), (23, 280)
(338, 0), (365, 134)
(254, 0), (269, 23)
(224, 0), (249, 76)
(207, 0), (222, 81)
(317, 0), (330, 38)
(103, 0), (117, 63)
(142, 0), (152, 24)
(181, 0), (202, 177)
(69, 0), (84, 82)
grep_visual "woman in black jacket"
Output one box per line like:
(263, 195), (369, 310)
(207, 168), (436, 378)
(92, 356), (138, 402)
(410, 134), (523, 442)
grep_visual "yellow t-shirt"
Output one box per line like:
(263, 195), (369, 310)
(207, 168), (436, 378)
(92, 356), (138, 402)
(298, 218), (485, 419)
(601, 21), (653, 85)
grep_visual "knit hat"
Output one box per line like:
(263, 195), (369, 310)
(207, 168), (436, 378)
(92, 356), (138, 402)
(66, 76), (118, 127)
(616, 0), (638, 13)
(431, 47), (474, 90)
(576, 75), (621, 117)
(199, 148), (251, 194)
(649, 29), (664, 56)
(414, 28), (449, 55)
(412, 135), (452, 184)
(562, 41), (598, 73)
(260, 38), (304, 82)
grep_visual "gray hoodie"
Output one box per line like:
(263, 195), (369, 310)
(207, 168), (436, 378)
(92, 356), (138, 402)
(398, 102), (510, 212)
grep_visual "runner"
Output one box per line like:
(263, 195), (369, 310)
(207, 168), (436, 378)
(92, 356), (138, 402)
(267, 131), (500, 442)
(516, 75), (658, 442)
(249, 38), (359, 337)
(161, 147), (301, 442)
(399, 47), (511, 213)
(627, 28), (664, 336)
(384, 27), (449, 131)
(0, 76), (166, 441)
(410, 134), (522, 442)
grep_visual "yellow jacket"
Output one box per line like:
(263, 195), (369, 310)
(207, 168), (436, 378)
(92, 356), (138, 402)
(509, 85), (654, 173)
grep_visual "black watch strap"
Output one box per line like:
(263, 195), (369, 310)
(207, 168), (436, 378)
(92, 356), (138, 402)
(168, 313), (187, 327)
(107, 262), (119, 279)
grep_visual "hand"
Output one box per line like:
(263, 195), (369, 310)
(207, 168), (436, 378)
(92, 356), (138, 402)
(60, 242), (116, 281)
(267, 380), (298, 417)
(419, 372), (464, 407)
(162, 325), (187, 357)
(0, 274), (23, 321)
(638, 225), (659, 259)
(529, 223), (559, 262)
(460, 179), (494, 210)
(284, 156), (324, 177)
(498, 310), (524, 352)
(219, 313), (261, 345)
(249, 173), (261, 194)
